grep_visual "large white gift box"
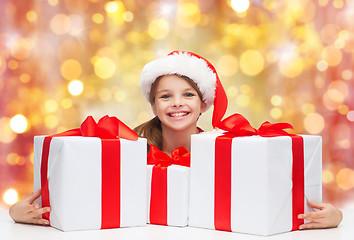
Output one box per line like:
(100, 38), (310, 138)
(189, 130), (322, 236)
(146, 165), (190, 227)
(33, 136), (147, 231)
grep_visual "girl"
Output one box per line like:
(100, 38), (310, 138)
(10, 51), (342, 230)
(134, 50), (228, 155)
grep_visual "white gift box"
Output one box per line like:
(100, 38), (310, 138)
(33, 136), (147, 231)
(146, 165), (190, 226)
(189, 131), (322, 236)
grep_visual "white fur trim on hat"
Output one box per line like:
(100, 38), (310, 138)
(140, 51), (218, 111)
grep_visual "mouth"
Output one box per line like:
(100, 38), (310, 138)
(168, 112), (190, 118)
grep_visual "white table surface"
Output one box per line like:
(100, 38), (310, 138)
(1, 208), (353, 240)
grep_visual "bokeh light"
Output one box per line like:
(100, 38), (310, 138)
(347, 111), (354, 122)
(336, 168), (354, 190)
(68, 80), (84, 96)
(322, 46), (342, 66)
(19, 73), (31, 83)
(61, 59), (82, 80)
(94, 57), (116, 79)
(177, 3), (201, 28)
(0, 118), (17, 143)
(239, 50), (264, 76)
(0, 0), (353, 209)
(3, 189), (18, 205)
(316, 60), (328, 71)
(270, 107), (282, 119)
(304, 113), (325, 134)
(124, 12), (134, 22)
(342, 69), (352, 80)
(8, 60), (18, 70)
(45, 99), (58, 113)
(105, 1), (120, 13)
(271, 95), (282, 106)
(0, 56), (6, 75)
(236, 94), (250, 108)
(338, 105), (349, 115)
(48, 0), (58, 7)
(7, 153), (26, 166)
(148, 18), (170, 40)
(44, 115), (59, 129)
(10, 114), (28, 134)
(302, 103), (316, 115)
(218, 55), (238, 77)
(26, 10), (37, 22)
(230, 0), (250, 13)
(105, 1), (125, 26)
(61, 98), (73, 109)
(10, 38), (32, 61)
(50, 14), (71, 35)
(322, 169), (334, 184)
(279, 57), (303, 78)
(92, 13), (104, 24)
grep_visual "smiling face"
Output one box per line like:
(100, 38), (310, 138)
(151, 75), (206, 133)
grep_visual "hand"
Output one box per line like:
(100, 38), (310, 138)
(298, 200), (343, 230)
(9, 189), (51, 225)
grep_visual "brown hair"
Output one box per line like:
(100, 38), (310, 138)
(134, 74), (204, 151)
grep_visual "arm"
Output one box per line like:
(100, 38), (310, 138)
(298, 200), (343, 230)
(9, 189), (51, 225)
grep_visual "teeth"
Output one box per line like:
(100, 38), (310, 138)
(169, 112), (188, 117)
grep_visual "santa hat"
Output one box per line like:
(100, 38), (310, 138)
(140, 51), (228, 128)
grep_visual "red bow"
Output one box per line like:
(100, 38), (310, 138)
(52, 115), (138, 140)
(217, 113), (294, 137)
(147, 145), (190, 168)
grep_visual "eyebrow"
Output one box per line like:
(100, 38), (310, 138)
(184, 87), (195, 91)
(156, 89), (170, 94)
(157, 87), (195, 94)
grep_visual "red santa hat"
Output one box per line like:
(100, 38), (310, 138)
(140, 51), (228, 128)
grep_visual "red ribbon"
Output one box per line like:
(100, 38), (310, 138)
(40, 115), (138, 228)
(214, 114), (304, 231)
(147, 145), (190, 225)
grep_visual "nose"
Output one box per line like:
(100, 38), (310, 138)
(172, 96), (183, 107)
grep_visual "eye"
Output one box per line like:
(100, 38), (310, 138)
(160, 94), (170, 99)
(185, 92), (195, 97)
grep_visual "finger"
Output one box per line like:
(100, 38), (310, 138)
(31, 218), (50, 226)
(302, 215), (320, 222)
(299, 222), (325, 230)
(31, 207), (51, 217)
(307, 200), (325, 210)
(303, 211), (326, 220)
(302, 214), (324, 222)
(24, 190), (41, 203)
(28, 203), (40, 212)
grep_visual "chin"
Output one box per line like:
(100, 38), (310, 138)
(165, 122), (197, 132)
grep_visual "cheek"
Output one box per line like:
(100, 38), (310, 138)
(154, 101), (168, 114)
(190, 101), (204, 113)
(200, 102), (207, 113)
